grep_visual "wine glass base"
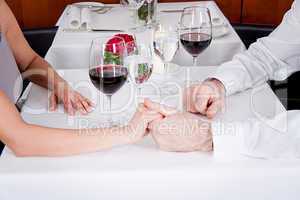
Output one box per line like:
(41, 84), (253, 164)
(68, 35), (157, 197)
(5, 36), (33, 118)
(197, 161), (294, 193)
(164, 63), (181, 74)
(159, 84), (180, 96)
(98, 116), (127, 128)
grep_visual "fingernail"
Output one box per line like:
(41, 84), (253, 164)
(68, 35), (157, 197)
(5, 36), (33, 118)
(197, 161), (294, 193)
(87, 107), (93, 113)
(81, 109), (87, 115)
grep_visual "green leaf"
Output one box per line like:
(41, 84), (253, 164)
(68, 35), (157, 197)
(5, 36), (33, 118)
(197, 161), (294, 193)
(104, 51), (121, 65)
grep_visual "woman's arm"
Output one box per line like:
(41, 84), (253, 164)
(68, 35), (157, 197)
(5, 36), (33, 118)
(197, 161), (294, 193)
(1, 1), (62, 89)
(0, 91), (159, 157)
(0, 1), (92, 115)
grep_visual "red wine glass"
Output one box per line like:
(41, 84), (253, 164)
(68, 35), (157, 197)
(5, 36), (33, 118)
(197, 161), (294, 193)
(89, 36), (128, 126)
(179, 6), (212, 66)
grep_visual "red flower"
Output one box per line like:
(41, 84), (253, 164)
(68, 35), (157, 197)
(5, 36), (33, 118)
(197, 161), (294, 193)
(115, 34), (135, 44)
(105, 36), (125, 55)
(105, 34), (136, 55)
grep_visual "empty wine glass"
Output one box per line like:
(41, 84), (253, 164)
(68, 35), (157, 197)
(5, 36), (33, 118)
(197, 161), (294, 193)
(124, 42), (153, 98)
(153, 17), (179, 73)
(89, 36), (128, 126)
(179, 6), (212, 66)
(153, 15), (180, 95)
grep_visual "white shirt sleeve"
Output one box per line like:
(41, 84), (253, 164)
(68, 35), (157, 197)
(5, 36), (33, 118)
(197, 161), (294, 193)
(212, 111), (300, 159)
(210, 0), (300, 159)
(211, 0), (300, 96)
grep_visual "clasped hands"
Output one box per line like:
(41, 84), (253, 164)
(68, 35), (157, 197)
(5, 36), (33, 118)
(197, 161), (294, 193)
(128, 79), (225, 152)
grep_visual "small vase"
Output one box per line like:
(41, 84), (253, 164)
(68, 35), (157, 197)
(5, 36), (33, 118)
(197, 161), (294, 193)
(137, 0), (158, 26)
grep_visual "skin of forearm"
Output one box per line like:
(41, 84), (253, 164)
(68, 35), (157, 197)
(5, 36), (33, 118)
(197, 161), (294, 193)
(0, 91), (132, 157)
(1, 1), (67, 93)
(8, 123), (130, 157)
(22, 55), (67, 92)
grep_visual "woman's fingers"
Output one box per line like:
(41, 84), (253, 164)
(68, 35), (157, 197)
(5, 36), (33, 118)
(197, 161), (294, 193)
(136, 103), (163, 122)
(145, 110), (164, 123)
(144, 99), (178, 117)
(72, 99), (87, 115)
(58, 90), (94, 115)
(63, 98), (75, 115)
(49, 92), (58, 111)
(148, 117), (164, 131)
(76, 92), (94, 111)
(84, 96), (95, 107)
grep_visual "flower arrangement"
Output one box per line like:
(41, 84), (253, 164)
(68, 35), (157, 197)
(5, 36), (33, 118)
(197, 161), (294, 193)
(104, 34), (136, 65)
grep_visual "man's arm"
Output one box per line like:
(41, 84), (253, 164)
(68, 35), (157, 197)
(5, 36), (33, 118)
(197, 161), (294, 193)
(212, 0), (300, 96)
(212, 111), (300, 159)
(184, 0), (300, 119)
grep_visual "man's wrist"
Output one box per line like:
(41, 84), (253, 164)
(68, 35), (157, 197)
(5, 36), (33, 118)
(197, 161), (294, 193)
(207, 78), (225, 93)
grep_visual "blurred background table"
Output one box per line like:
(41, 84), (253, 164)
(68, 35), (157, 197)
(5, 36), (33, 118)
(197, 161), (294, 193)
(45, 1), (245, 69)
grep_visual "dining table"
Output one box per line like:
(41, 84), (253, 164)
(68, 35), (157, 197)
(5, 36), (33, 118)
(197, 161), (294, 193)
(45, 1), (246, 69)
(1, 1), (300, 200)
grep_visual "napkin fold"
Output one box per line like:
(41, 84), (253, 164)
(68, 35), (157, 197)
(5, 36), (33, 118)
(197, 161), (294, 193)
(65, 6), (92, 30)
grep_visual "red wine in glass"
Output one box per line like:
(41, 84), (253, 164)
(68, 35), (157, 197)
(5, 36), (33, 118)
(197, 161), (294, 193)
(89, 65), (128, 95)
(180, 32), (212, 57)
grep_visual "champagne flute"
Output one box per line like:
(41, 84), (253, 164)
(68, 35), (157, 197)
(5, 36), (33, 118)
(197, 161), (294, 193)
(89, 36), (128, 126)
(179, 6), (212, 66)
(124, 42), (153, 98)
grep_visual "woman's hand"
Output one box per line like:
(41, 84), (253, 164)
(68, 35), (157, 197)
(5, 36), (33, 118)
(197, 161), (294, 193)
(145, 99), (213, 152)
(125, 104), (163, 144)
(49, 84), (93, 115)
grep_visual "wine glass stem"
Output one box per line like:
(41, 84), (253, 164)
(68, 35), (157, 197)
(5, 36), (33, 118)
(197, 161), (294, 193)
(147, 1), (151, 24)
(135, 9), (139, 25)
(193, 57), (198, 66)
(138, 86), (142, 97)
(137, 86), (143, 103)
(107, 94), (112, 123)
(164, 62), (169, 74)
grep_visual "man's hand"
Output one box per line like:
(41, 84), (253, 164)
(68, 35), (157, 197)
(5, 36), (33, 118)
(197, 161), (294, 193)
(145, 99), (213, 152)
(184, 79), (225, 119)
(49, 84), (93, 115)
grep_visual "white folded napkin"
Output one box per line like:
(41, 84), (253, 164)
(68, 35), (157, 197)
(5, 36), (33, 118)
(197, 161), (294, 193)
(81, 7), (92, 30)
(65, 6), (92, 30)
(212, 17), (226, 27)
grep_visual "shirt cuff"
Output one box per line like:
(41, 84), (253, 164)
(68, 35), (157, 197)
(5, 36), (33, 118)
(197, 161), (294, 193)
(210, 60), (248, 96)
(211, 120), (249, 160)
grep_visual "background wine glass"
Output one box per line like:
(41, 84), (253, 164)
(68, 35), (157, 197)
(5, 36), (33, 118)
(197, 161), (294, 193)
(153, 16), (179, 73)
(120, 0), (146, 25)
(153, 14), (180, 95)
(89, 36), (128, 126)
(179, 6), (212, 66)
(124, 42), (153, 98)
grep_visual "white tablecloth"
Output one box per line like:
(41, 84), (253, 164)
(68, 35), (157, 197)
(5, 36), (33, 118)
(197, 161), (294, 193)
(45, 2), (245, 69)
(2, 67), (300, 200)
